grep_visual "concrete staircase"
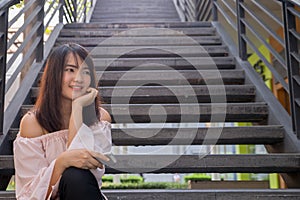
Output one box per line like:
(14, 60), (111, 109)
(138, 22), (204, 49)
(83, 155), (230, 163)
(1, 0), (300, 199)
(90, 0), (180, 22)
(26, 22), (300, 199)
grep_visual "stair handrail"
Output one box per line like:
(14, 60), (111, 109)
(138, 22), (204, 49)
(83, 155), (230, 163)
(0, 0), (19, 10)
(217, 0), (300, 139)
(0, 0), (20, 140)
(234, 0), (300, 139)
(0, 0), (96, 153)
(175, 0), (212, 21)
(174, 0), (300, 139)
(282, 0), (300, 140)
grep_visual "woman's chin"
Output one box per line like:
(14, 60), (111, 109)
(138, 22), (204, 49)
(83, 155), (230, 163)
(72, 93), (84, 100)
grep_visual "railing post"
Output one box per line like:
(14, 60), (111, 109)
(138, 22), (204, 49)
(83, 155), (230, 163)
(36, 0), (44, 62)
(74, 0), (77, 22)
(236, 0), (247, 60)
(22, 0), (38, 80)
(0, 8), (8, 134)
(59, 0), (65, 23)
(183, 0), (187, 21)
(83, 0), (87, 22)
(282, 0), (300, 138)
(192, 0), (197, 21)
(212, 0), (218, 21)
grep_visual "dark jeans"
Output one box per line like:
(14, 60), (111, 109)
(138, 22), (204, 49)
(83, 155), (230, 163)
(58, 167), (104, 200)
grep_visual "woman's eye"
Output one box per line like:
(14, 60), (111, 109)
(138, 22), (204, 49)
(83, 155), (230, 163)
(65, 68), (74, 72)
(83, 70), (90, 75)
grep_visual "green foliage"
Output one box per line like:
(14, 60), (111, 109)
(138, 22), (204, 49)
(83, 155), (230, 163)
(6, 180), (15, 191)
(11, 0), (24, 9)
(102, 175), (114, 183)
(102, 175), (187, 189)
(102, 175), (144, 183)
(45, 27), (53, 35)
(102, 182), (188, 189)
(184, 173), (211, 182)
(120, 175), (143, 183)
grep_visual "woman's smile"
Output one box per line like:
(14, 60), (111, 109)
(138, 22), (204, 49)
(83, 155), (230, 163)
(71, 85), (84, 91)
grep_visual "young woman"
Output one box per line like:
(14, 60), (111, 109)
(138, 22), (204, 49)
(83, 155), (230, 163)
(13, 43), (112, 200)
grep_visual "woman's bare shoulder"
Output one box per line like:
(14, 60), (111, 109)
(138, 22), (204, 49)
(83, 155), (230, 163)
(99, 107), (112, 123)
(19, 112), (45, 138)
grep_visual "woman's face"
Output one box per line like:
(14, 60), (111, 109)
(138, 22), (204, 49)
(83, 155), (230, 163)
(61, 53), (91, 101)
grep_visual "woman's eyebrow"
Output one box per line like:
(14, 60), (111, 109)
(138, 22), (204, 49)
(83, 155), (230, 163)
(65, 64), (78, 68)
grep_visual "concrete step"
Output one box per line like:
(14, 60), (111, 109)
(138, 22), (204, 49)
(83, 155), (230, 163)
(92, 15), (179, 20)
(90, 19), (181, 23)
(103, 103), (268, 123)
(21, 102), (269, 123)
(103, 189), (300, 200)
(2, 154), (300, 174)
(93, 9), (178, 14)
(94, 1), (174, 5)
(37, 70), (245, 86)
(64, 22), (213, 29)
(56, 36), (223, 46)
(31, 85), (256, 104)
(93, 57), (236, 71)
(87, 46), (229, 58)
(63, 22), (213, 29)
(2, 189), (300, 200)
(0, 191), (15, 200)
(8, 125), (284, 146)
(95, 70), (245, 86)
(102, 154), (300, 174)
(59, 27), (217, 37)
(91, 0), (180, 22)
(110, 125), (285, 145)
(99, 85), (256, 103)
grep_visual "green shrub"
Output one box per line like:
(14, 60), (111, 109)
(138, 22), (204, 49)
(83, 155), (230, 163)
(121, 175), (143, 183)
(102, 175), (113, 183)
(102, 182), (188, 189)
(102, 175), (143, 183)
(184, 173), (211, 182)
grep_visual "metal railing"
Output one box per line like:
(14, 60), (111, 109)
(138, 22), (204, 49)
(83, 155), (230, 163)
(0, 0), (20, 135)
(175, 0), (212, 21)
(0, 0), (96, 136)
(175, 0), (300, 139)
(282, 0), (300, 139)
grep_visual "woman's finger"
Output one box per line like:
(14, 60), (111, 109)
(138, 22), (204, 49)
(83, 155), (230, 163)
(86, 160), (101, 169)
(89, 151), (110, 162)
(89, 156), (104, 168)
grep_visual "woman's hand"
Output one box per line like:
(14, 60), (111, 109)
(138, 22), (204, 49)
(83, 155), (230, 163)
(73, 87), (98, 107)
(57, 149), (109, 170)
(68, 87), (98, 147)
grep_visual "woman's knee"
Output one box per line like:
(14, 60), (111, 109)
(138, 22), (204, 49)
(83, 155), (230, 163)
(61, 167), (93, 184)
(59, 167), (103, 199)
(61, 167), (97, 186)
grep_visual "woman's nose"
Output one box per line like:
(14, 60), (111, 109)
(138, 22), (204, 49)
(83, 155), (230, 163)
(74, 71), (83, 82)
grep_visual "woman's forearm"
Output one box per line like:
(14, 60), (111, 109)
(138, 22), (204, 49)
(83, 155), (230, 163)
(47, 155), (67, 199)
(67, 103), (83, 147)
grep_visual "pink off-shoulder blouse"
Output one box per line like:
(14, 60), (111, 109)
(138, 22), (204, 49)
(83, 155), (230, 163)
(13, 121), (112, 200)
